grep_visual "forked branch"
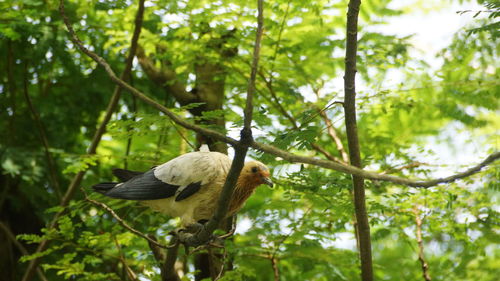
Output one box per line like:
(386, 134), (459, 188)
(182, 0), (264, 246)
(58, 1), (499, 189)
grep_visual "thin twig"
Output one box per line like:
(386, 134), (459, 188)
(56, 0), (499, 190)
(0, 222), (49, 281)
(268, 0), (291, 79)
(243, 0), (264, 130)
(21, 3), (147, 280)
(381, 162), (428, 175)
(169, 119), (196, 150)
(413, 207), (432, 281)
(214, 246), (228, 281)
(22, 61), (62, 199)
(270, 255), (280, 281)
(254, 68), (346, 163)
(124, 81), (137, 170)
(85, 196), (173, 249)
(315, 105), (349, 163)
(113, 236), (139, 281)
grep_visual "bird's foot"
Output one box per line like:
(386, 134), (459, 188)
(174, 220), (207, 237)
(184, 222), (204, 234)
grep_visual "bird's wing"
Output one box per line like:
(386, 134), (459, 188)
(98, 170), (180, 200)
(153, 151), (231, 201)
(94, 151), (230, 201)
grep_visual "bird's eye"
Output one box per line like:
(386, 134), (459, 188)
(251, 167), (258, 173)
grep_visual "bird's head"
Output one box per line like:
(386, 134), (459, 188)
(238, 161), (273, 189)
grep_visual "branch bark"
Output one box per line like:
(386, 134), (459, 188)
(22, 61), (62, 199)
(182, 0), (264, 247)
(343, 1), (373, 280)
(0, 222), (48, 281)
(413, 207), (432, 281)
(58, 0), (499, 189)
(136, 47), (196, 105)
(255, 69), (346, 163)
(317, 108), (350, 163)
(113, 236), (139, 281)
(21, 2), (146, 281)
(85, 195), (171, 249)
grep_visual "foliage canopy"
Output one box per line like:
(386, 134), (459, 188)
(0, 0), (498, 280)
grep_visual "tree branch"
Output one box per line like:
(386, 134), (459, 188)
(316, 106), (350, 163)
(21, 2), (147, 281)
(182, 0), (264, 247)
(57, 0), (499, 190)
(136, 47), (196, 105)
(413, 207), (432, 281)
(254, 68), (346, 163)
(0, 222), (48, 281)
(244, 0), (263, 130)
(84, 196), (172, 249)
(113, 236), (139, 281)
(270, 255), (280, 281)
(162, 237), (181, 281)
(22, 61), (62, 199)
(343, 1), (373, 280)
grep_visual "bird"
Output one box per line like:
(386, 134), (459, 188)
(92, 145), (272, 227)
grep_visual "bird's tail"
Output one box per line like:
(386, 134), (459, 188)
(92, 182), (119, 194)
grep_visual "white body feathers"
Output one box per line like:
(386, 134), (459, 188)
(147, 150), (232, 226)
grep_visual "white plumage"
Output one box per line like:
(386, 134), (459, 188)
(93, 147), (272, 227)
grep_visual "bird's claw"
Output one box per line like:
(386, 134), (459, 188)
(184, 222), (204, 234)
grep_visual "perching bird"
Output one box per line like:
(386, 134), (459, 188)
(92, 145), (272, 227)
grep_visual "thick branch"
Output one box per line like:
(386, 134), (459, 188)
(21, 2), (146, 281)
(136, 47), (196, 105)
(163, 238), (181, 281)
(343, 0), (373, 280)
(58, 0), (499, 190)
(183, 0), (264, 247)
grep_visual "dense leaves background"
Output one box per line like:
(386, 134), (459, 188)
(0, 0), (498, 280)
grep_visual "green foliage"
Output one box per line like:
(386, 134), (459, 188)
(1, 0), (498, 280)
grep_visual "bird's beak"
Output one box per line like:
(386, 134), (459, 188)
(261, 177), (274, 188)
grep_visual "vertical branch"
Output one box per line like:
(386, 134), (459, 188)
(124, 82), (137, 170)
(413, 207), (432, 281)
(317, 109), (350, 163)
(243, 0), (264, 131)
(343, 1), (373, 281)
(113, 236), (139, 281)
(270, 255), (280, 281)
(0, 222), (48, 281)
(22, 61), (62, 199)
(184, 0), (264, 246)
(6, 40), (17, 143)
(21, 2), (147, 281)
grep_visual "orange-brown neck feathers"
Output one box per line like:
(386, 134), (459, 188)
(228, 161), (270, 215)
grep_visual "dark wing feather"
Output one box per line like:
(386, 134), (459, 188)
(112, 168), (144, 182)
(95, 170), (179, 200)
(175, 181), (202, 202)
(92, 182), (119, 194)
